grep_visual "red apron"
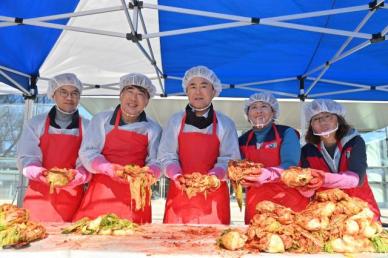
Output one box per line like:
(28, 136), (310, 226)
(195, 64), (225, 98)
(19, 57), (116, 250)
(243, 125), (309, 224)
(311, 142), (380, 221)
(23, 116), (84, 222)
(163, 113), (230, 224)
(73, 109), (151, 223)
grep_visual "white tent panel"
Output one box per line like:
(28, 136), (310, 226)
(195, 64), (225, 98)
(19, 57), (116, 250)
(39, 0), (162, 96)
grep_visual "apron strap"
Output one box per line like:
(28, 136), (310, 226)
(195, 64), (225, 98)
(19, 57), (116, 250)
(179, 113), (186, 135)
(114, 109), (122, 129)
(211, 112), (217, 136)
(78, 116), (83, 138)
(272, 124), (281, 145)
(44, 115), (51, 135)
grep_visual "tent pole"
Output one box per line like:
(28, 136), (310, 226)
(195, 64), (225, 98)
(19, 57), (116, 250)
(235, 85), (296, 98)
(304, 9), (376, 78)
(143, 3), (368, 23)
(234, 77), (295, 87)
(0, 65), (31, 77)
(16, 98), (34, 207)
(0, 6), (126, 28)
(138, 9), (165, 94)
(298, 76), (306, 145)
(307, 77), (370, 88)
(0, 70), (30, 95)
(260, 20), (370, 39)
(121, 0), (164, 80)
(310, 88), (368, 98)
(300, 100), (306, 146)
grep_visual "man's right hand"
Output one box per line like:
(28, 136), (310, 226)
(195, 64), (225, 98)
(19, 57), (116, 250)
(23, 165), (47, 183)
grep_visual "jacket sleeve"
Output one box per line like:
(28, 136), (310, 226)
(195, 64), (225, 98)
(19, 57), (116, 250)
(299, 145), (310, 168)
(145, 120), (163, 168)
(213, 114), (241, 171)
(347, 136), (367, 185)
(157, 113), (182, 172)
(78, 112), (110, 173)
(16, 114), (46, 170)
(279, 128), (301, 169)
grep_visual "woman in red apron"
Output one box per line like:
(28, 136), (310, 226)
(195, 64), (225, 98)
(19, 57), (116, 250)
(73, 73), (162, 224)
(159, 66), (241, 224)
(301, 99), (380, 221)
(17, 73), (90, 222)
(238, 92), (306, 224)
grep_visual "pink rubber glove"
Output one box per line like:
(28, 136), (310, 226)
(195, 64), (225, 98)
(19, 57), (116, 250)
(22, 165), (47, 182)
(242, 167), (282, 187)
(297, 169), (326, 197)
(91, 157), (123, 178)
(209, 167), (226, 180)
(164, 163), (182, 180)
(65, 166), (92, 188)
(147, 164), (161, 179)
(297, 189), (316, 198)
(322, 171), (359, 189)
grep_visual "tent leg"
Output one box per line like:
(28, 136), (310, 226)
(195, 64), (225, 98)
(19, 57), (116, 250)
(16, 98), (34, 207)
(300, 100), (306, 146)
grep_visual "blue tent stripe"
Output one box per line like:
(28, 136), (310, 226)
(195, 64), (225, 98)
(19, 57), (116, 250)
(159, 0), (388, 100)
(0, 0), (80, 93)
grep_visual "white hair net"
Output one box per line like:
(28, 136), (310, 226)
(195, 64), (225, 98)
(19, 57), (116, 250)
(182, 66), (222, 97)
(119, 73), (156, 98)
(47, 73), (82, 100)
(244, 92), (280, 119)
(304, 99), (346, 123)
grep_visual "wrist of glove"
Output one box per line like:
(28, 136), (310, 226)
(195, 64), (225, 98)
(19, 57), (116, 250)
(92, 158), (123, 178)
(165, 163), (182, 180)
(147, 164), (162, 179)
(22, 165), (47, 182)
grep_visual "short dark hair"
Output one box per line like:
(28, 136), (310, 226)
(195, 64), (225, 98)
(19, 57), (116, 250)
(305, 115), (351, 144)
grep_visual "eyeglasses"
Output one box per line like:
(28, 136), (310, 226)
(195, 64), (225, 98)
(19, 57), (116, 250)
(58, 90), (80, 98)
(311, 113), (336, 124)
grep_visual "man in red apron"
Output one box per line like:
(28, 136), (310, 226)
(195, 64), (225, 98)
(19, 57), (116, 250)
(158, 66), (241, 224)
(17, 73), (90, 222)
(238, 92), (307, 224)
(73, 73), (162, 224)
(301, 99), (380, 221)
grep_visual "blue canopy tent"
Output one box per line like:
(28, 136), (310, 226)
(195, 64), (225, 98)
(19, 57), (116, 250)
(0, 0), (387, 100)
(1, 0), (388, 205)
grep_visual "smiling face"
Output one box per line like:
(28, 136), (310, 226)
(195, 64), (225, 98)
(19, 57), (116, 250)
(53, 85), (80, 113)
(186, 77), (216, 111)
(310, 112), (338, 135)
(247, 101), (274, 128)
(119, 85), (149, 118)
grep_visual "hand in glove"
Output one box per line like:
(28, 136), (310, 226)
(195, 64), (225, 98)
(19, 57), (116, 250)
(164, 163), (182, 180)
(65, 166), (92, 188)
(241, 167), (282, 187)
(173, 174), (185, 190)
(91, 158), (127, 183)
(91, 158), (123, 177)
(22, 165), (47, 183)
(147, 164), (162, 179)
(209, 167), (226, 181)
(297, 169), (325, 197)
